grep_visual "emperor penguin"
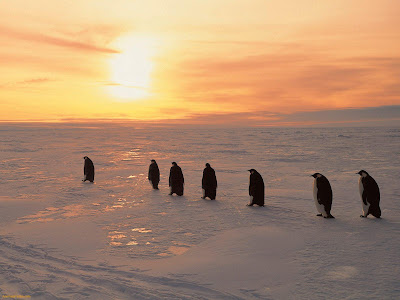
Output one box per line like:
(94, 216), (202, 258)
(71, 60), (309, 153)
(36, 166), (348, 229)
(311, 173), (334, 218)
(83, 156), (95, 183)
(357, 170), (381, 218)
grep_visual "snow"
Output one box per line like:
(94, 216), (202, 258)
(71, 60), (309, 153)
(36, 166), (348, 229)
(0, 123), (400, 299)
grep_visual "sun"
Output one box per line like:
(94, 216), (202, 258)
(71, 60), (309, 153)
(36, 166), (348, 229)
(107, 35), (157, 101)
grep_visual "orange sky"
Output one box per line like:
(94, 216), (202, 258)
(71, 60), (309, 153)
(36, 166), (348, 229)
(1, 0), (399, 125)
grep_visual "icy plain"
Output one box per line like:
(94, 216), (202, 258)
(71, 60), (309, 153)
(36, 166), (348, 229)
(0, 123), (399, 299)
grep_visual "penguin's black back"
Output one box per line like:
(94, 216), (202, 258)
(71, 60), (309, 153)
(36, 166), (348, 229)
(84, 158), (95, 182)
(362, 175), (381, 217)
(317, 176), (333, 212)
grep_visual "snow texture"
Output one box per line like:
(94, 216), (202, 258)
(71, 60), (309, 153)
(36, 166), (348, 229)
(1, 124), (400, 299)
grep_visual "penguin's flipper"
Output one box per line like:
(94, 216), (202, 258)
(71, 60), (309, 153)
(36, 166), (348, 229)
(317, 195), (324, 205)
(362, 190), (368, 206)
(317, 191), (332, 211)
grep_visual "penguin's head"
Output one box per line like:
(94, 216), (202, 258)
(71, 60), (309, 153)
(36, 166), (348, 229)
(172, 162), (177, 166)
(311, 173), (322, 178)
(357, 170), (369, 177)
(205, 163), (210, 168)
(83, 156), (88, 160)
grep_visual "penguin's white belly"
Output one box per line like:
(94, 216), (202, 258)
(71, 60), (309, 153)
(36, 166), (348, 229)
(313, 180), (327, 217)
(359, 177), (370, 216)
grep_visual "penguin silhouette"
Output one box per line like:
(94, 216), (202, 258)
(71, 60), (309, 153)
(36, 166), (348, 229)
(311, 173), (334, 218)
(357, 170), (381, 218)
(83, 156), (95, 183)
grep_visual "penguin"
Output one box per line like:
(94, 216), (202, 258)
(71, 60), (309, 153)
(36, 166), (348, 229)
(357, 170), (381, 218)
(168, 162), (184, 196)
(83, 156), (95, 183)
(311, 173), (334, 218)
(148, 159), (160, 189)
(201, 163), (217, 200)
(247, 169), (265, 206)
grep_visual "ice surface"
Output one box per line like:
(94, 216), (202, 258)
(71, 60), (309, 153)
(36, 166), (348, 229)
(0, 124), (399, 299)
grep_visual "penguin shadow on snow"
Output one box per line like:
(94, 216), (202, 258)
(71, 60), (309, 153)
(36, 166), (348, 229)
(246, 204), (266, 209)
(81, 181), (96, 186)
(244, 204), (269, 219)
(200, 198), (222, 208)
(308, 214), (389, 237)
(167, 194), (188, 201)
(170, 195), (192, 208)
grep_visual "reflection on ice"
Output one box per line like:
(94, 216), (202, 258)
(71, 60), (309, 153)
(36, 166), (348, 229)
(122, 149), (144, 161)
(108, 232), (127, 246)
(108, 234), (126, 240)
(158, 246), (189, 256)
(126, 240), (138, 246)
(326, 266), (358, 280)
(109, 241), (123, 246)
(18, 204), (95, 223)
(132, 228), (152, 233)
(168, 246), (189, 255)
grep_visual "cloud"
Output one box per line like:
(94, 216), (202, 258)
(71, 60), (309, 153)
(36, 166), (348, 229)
(100, 81), (149, 90)
(18, 78), (54, 84)
(0, 52), (103, 77)
(282, 105), (400, 124)
(0, 26), (119, 54)
(154, 105), (400, 127)
(2, 105), (397, 127)
(165, 50), (400, 112)
(0, 77), (55, 88)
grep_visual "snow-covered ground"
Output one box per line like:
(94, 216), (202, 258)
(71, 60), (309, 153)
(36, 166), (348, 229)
(0, 123), (399, 299)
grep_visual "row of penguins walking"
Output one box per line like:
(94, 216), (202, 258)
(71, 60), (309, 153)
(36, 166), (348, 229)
(312, 171), (381, 219)
(83, 156), (382, 219)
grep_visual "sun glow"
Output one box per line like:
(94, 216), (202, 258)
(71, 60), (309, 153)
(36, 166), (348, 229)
(108, 35), (157, 100)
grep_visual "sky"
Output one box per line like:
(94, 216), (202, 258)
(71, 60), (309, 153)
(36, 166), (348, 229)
(0, 0), (399, 126)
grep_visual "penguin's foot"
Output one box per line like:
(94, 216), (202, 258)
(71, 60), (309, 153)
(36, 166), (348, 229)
(325, 215), (335, 219)
(360, 215), (366, 218)
(168, 193), (173, 195)
(316, 214), (323, 217)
